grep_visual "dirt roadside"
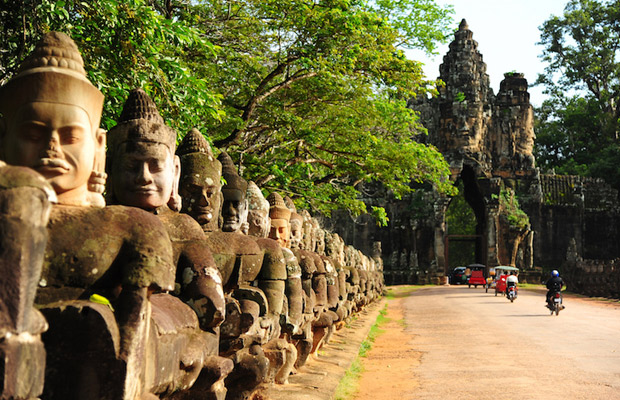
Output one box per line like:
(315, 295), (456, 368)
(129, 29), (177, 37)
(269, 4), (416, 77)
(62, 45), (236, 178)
(353, 287), (422, 399)
(260, 300), (386, 400)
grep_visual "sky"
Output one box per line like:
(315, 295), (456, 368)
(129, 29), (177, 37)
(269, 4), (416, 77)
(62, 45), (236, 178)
(407, 0), (569, 107)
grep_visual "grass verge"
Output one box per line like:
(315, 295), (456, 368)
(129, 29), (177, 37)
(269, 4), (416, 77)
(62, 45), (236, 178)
(332, 305), (388, 400)
(334, 285), (425, 399)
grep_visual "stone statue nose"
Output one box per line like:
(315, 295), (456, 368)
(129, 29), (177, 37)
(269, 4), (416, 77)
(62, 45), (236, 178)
(135, 163), (153, 185)
(226, 202), (237, 216)
(44, 131), (62, 154)
(198, 189), (210, 206)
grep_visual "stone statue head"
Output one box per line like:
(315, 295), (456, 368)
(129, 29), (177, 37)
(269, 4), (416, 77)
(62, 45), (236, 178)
(246, 181), (270, 238)
(0, 32), (105, 207)
(106, 89), (180, 212)
(299, 210), (314, 251)
(267, 192), (291, 248)
(289, 212), (303, 250)
(284, 197), (303, 249)
(176, 129), (222, 232)
(218, 151), (248, 233)
(313, 219), (325, 254)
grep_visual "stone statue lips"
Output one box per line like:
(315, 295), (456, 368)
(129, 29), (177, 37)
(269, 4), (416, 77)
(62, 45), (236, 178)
(192, 205), (213, 223)
(224, 215), (239, 224)
(35, 157), (70, 174)
(132, 185), (158, 196)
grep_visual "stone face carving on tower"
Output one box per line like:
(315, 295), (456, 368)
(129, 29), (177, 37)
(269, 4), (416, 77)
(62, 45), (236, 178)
(436, 19), (494, 162)
(415, 19), (537, 180)
(492, 73), (536, 174)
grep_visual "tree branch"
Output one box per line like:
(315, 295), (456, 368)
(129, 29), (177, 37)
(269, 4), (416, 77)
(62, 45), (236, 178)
(214, 64), (318, 148)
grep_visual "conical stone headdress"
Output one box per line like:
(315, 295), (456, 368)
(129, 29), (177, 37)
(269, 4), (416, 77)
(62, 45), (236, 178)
(177, 129), (221, 187)
(246, 181), (269, 212)
(267, 192), (291, 221)
(219, 151), (248, 194)
(0, 31), (103, 132)
(285, 196), (303, 225)
(107, 88), (177, 154)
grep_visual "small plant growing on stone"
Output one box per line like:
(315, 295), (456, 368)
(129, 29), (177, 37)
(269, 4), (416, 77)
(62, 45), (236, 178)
(500, 188), (529, 230)
(454, 91), (466, 102)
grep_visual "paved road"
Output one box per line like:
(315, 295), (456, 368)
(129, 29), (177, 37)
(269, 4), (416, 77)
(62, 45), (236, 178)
(403, 285), (620, 400)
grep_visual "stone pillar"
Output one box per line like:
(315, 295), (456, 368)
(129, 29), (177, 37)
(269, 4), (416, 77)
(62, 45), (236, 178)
(486, 204), (500, 267)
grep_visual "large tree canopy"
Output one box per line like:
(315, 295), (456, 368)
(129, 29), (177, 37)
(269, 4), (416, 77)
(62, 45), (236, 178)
(1, 0), (456, 223)
(535, 0), (620, 189)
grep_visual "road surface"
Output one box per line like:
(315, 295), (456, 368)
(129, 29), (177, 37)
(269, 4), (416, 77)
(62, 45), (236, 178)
(400, 285), (620, 399)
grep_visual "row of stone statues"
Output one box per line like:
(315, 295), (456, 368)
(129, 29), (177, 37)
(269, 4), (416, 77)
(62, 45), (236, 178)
(0, 32), (384, 400)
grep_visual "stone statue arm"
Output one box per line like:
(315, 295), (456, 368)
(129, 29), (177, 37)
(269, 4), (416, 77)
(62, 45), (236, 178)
(177, 239), (226, 330)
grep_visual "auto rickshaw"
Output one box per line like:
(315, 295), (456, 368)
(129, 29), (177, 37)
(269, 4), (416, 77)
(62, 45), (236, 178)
(491, 266), (519, 296)
(466, 263), (486, 288)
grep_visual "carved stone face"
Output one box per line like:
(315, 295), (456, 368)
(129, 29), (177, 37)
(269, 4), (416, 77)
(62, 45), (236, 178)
(315, 225), (325, 254)
(111, 141), (179, 211)
(221, 188), (248, 233)
(247, 209), (270, 238)
(2, 101), (104, 205)
(179, 175), (221, 230)
(269, 218), (290, 248)
(289, 218), (303, 249)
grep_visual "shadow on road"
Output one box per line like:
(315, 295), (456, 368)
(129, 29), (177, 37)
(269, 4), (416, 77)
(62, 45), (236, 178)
(505, 314), (550, 318)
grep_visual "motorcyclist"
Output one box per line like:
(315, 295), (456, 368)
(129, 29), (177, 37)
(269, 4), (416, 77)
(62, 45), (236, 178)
(506, 271), (518, 295)
(545, 270), (564, 308)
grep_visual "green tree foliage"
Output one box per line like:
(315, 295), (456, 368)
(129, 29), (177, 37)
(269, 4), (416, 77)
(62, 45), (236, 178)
(445, 181), (476, 267)
(445, 181), (476, 235)
(535, 0), (620, 189)
(499, 188), (529, 231)
(0, 0), (221, 130)
(1, 0), (456, 221)
(186, 0), (456, 217)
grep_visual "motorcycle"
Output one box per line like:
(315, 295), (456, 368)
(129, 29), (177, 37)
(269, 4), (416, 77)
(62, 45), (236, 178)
(506, 284), (517, 302)
(547, 291), (564, 315)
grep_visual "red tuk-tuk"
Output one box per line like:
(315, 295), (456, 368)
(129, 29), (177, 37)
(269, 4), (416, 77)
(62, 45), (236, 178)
(491, 266), (519, 296)
(466, 263), (486, 288)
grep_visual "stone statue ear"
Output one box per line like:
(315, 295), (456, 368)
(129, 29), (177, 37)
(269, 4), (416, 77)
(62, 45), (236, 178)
(87, 128), (108, 207)
(240, 198), (249, 224)
(167, 154), (182, 212)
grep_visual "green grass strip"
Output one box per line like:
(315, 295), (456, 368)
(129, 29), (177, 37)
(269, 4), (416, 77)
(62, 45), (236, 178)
(333, 285), (425, 400)
(333, 304), (389, 400)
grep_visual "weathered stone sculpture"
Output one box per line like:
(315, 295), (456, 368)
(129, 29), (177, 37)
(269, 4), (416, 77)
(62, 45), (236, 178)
(106, 88), (231, 399)
(267, 192), (315, 370)
(177, 138), (274, 399)
(0, 32), (106, 208)
(219, 151), (249, 234)
(177, 128), (222, 233)
(287, 207), (318, 366)
(0, 32), (178, 400)
(0, 163), (54, 400)
(295, 212), (340, 356)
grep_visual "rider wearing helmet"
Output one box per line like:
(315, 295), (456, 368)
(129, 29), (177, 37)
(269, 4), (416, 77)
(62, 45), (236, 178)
(545, 270), (564, 307)
(506, 271), (518, 295)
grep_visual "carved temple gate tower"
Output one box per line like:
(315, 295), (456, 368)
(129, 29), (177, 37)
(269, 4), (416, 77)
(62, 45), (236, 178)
(323, 19), (620, 288)
(411, 19), (539, 274)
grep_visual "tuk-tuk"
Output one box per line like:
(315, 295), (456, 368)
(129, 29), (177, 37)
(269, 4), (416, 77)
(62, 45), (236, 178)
(490, 266), (519, 296)
(466, 263), (486, 288)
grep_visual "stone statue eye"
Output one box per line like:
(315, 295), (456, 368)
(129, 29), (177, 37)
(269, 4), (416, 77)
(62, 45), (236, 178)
(20, 123), (46, 142)
(59, 126), (84, 144)
(149, 160), (165, 172)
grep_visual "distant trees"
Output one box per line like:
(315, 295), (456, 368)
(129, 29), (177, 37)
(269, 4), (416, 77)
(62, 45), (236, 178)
(535, 0), (620, 190)
(0, 0), (456, 222)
